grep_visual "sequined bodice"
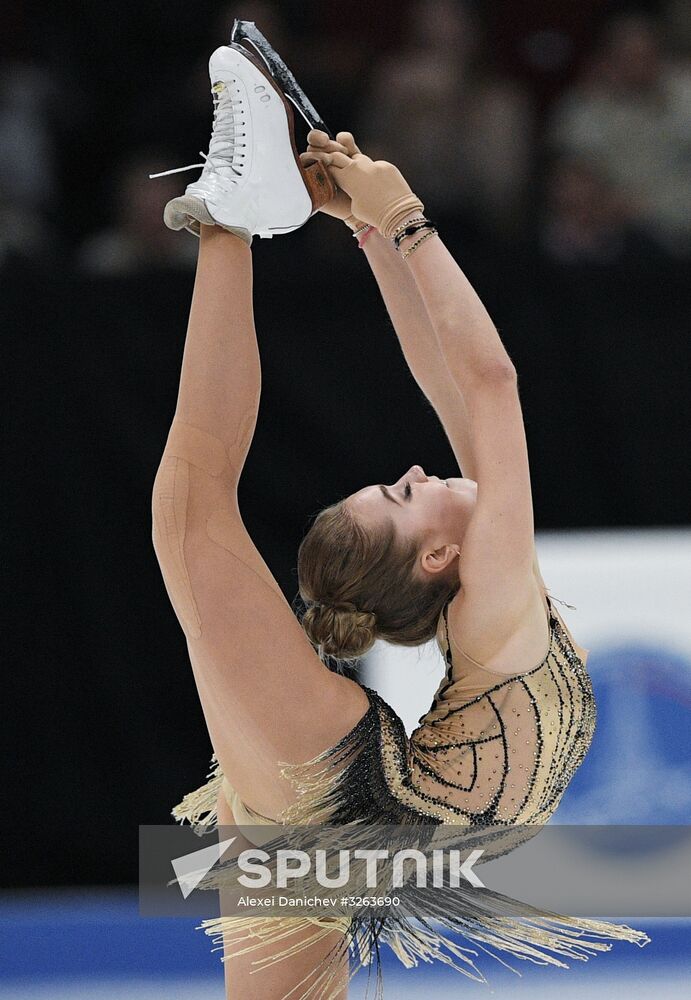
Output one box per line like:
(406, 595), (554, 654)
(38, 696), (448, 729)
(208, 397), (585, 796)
(375, 598), (597, 825)
(176, 600), (596, 835)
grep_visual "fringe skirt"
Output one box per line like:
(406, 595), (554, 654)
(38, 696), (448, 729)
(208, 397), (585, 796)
(171, 687), (649, 999)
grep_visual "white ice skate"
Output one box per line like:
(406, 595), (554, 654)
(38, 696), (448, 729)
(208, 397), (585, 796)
(153, 26), (335, 241)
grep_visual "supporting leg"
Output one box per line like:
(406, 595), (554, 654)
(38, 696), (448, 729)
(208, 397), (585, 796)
(216, 788), (349, 1000)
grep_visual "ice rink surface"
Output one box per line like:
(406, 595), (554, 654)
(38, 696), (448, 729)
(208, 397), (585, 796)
(0, 890), (687, 1000)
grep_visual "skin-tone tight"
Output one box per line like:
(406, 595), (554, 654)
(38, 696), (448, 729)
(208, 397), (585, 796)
(152, 225), (364, 998)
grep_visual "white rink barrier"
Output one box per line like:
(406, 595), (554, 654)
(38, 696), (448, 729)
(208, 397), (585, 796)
(363, 527), (691, 735)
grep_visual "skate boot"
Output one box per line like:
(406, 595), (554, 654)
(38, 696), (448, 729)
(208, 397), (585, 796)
(153, 25), (335, 242)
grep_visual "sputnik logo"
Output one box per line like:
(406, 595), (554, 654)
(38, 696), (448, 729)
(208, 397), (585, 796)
(171, 840), (485, 898)
(171, 837), (236, 899)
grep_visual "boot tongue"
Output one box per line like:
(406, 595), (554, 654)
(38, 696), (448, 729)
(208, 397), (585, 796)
(208, 85), (243, 176)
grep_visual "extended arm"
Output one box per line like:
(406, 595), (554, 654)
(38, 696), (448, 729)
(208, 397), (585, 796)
(307, 140), (540, 626)
(360, 229), (478, 481)
(302, 131), (476, 479)
(402, 229), (537, 595)
(362, 224), (549, 593)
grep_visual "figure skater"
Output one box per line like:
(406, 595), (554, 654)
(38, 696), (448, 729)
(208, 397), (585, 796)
(150, 21), (647, 1000)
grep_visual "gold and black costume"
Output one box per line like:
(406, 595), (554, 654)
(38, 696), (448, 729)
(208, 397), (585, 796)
(173, 596), (648, 997)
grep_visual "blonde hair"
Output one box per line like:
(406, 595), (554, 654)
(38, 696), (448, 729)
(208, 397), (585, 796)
(298, 500), (459, 660)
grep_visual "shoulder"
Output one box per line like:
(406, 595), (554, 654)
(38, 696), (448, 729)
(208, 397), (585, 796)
(327, 672), (373, 726)
(446, 559), (550, 676)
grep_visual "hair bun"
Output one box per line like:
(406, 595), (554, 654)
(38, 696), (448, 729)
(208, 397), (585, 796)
(302, 600), (377, 660)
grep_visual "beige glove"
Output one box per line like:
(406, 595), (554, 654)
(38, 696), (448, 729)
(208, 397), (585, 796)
(300, 131), (364, 230)
(301, 131), (424, 238)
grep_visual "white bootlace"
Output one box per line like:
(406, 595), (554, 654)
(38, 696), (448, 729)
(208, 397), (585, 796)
(149, 81), (246, 180)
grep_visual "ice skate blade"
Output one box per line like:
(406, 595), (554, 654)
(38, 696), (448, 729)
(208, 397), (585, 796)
(231, 19), (332, 137)
(227, 36), (337, 218)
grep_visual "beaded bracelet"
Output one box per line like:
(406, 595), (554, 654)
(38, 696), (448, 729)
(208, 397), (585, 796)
(390, 216), (428, 242)
(394, 220), (433, 251)
(401, 227), (438, 260)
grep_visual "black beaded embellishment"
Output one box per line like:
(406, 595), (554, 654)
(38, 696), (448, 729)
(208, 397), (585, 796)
(290, 596), (597, 831)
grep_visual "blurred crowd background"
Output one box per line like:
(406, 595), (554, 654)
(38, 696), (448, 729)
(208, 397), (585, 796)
(4, 0), (691, 888)
(3, 0), (691, 267)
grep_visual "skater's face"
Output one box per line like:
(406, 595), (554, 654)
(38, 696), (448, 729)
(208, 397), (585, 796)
(347, 466), (477, 564)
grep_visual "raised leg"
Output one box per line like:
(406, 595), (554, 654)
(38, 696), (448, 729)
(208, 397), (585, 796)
(151, 228), (369, 818)
(174, 226), (258, 470)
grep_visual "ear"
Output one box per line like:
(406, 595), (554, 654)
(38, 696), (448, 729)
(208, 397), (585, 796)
(419, 543), (461, 577)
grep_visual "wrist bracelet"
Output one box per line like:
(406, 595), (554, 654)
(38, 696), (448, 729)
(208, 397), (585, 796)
(390, 216), (427, 241)
(401, 227), (438, 260)
(357, 225), (376, 249)
(393, 220), (433, 250)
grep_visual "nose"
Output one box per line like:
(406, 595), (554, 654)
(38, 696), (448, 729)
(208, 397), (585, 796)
(399, 465), (427, 484)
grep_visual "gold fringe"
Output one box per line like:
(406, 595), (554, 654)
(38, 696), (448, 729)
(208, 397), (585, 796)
(277, 698), (380, 827)
(199, 915), (351, 1000)
(173, 706), (650, 998)
(198, 902), (648, 1000)
(171, 753), (223, 830)
(279, 756), (351, 826)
